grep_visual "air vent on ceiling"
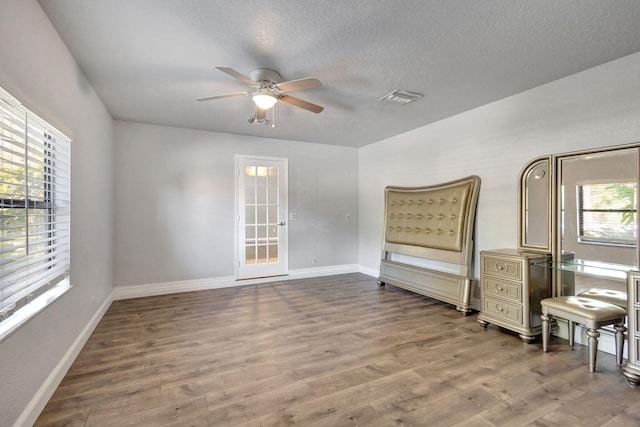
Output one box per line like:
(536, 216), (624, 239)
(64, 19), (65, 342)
(378, 89), (423, 104)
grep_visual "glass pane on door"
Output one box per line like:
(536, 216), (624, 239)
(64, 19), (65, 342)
(237, 157), (287, 279)
(244, 165), (279, 265)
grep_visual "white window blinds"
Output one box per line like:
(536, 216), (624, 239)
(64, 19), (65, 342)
(0, 86), (71, 341)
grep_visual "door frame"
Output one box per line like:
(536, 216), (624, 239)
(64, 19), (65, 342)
(234, 154), (289, 279)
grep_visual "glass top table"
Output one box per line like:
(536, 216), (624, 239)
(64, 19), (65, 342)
(535, 258), (635, 281)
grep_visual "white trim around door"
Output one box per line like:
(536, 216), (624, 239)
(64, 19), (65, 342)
(235, 155), (288, 279)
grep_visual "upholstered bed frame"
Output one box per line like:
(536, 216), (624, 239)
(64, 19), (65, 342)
(377, 175), (481, 315)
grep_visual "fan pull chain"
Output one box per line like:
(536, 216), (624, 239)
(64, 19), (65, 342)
(272, 104), (275, 128)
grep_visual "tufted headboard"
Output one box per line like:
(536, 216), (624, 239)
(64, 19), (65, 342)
(378, 175), (481, 315)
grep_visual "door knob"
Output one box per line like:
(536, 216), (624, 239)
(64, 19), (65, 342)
(278, 221), (286, 226)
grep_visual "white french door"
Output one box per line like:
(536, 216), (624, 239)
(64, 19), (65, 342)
(236, 156), (288, 279)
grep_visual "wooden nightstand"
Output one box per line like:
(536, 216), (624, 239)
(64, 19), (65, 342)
(477, 249), (551, 342)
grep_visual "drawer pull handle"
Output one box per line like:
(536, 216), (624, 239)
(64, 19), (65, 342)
(496, 264), (505, 271)
(497, 286), (504, 292)
(497, 306), (504, 312)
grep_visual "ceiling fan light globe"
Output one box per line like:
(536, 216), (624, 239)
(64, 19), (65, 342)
(253, 93), (277, 109)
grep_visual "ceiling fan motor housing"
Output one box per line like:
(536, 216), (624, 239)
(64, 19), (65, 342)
(249, 68), (282, 89)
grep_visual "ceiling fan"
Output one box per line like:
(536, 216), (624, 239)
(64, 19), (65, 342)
(197, 67), (324, 121)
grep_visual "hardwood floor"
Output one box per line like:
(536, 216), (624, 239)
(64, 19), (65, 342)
(35, 273), (640, 426)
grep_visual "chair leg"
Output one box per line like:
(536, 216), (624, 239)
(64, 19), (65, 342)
(586, 328), (600, 373)
(541, 313), (550, 352)
(614, 322), (627, 366)
(568, 320), (574, 347)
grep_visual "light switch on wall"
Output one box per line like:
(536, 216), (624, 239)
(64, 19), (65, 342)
(290, 212), (297, 220)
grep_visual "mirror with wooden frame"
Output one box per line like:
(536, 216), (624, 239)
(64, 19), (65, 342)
(518, 156), (553, 252)
(555, 146), (639, 296)
(519, 144), (640, 297)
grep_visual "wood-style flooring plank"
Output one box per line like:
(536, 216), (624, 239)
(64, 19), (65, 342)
(35, 273), (640, 426)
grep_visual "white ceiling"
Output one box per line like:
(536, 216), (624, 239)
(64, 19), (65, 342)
(39, 0), (640, 148)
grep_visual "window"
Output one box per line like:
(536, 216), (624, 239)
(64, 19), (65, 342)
(577, 182), (637, 246)
(0, 86), (70, 342)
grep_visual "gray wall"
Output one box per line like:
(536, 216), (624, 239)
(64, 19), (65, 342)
(359, 51), (640, 307)
(0, 1), (115, 425)
(113, 121), (359, 287)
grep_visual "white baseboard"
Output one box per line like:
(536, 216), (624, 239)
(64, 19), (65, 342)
(113, 275), (237, 300)
(113, 264), (361, 300)
(14, 292), (114, 427)
(289, 264), (360, 279)
(359, 265), (380, 278)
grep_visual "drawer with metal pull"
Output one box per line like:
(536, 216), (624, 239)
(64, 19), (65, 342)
(482, 256), (523, 281)
(482, 277), (522, 303)
(482, 296), (523, 324)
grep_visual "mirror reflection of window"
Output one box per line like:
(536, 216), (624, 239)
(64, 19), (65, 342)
(558, 148), (639, 297)
(560, 148), (638, 268)
(577, 182), (638, 246)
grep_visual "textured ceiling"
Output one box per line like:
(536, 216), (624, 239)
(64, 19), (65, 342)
(39, 0), (640, 147)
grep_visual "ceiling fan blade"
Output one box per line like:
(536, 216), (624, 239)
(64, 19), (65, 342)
(215, 67), (257, 86)
(279, 95), (324, 113)
(196, 92), (248, 102)
(276, 77), (321, 93)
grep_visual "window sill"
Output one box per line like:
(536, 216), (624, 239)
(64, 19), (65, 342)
(0, 278), (71, 343)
